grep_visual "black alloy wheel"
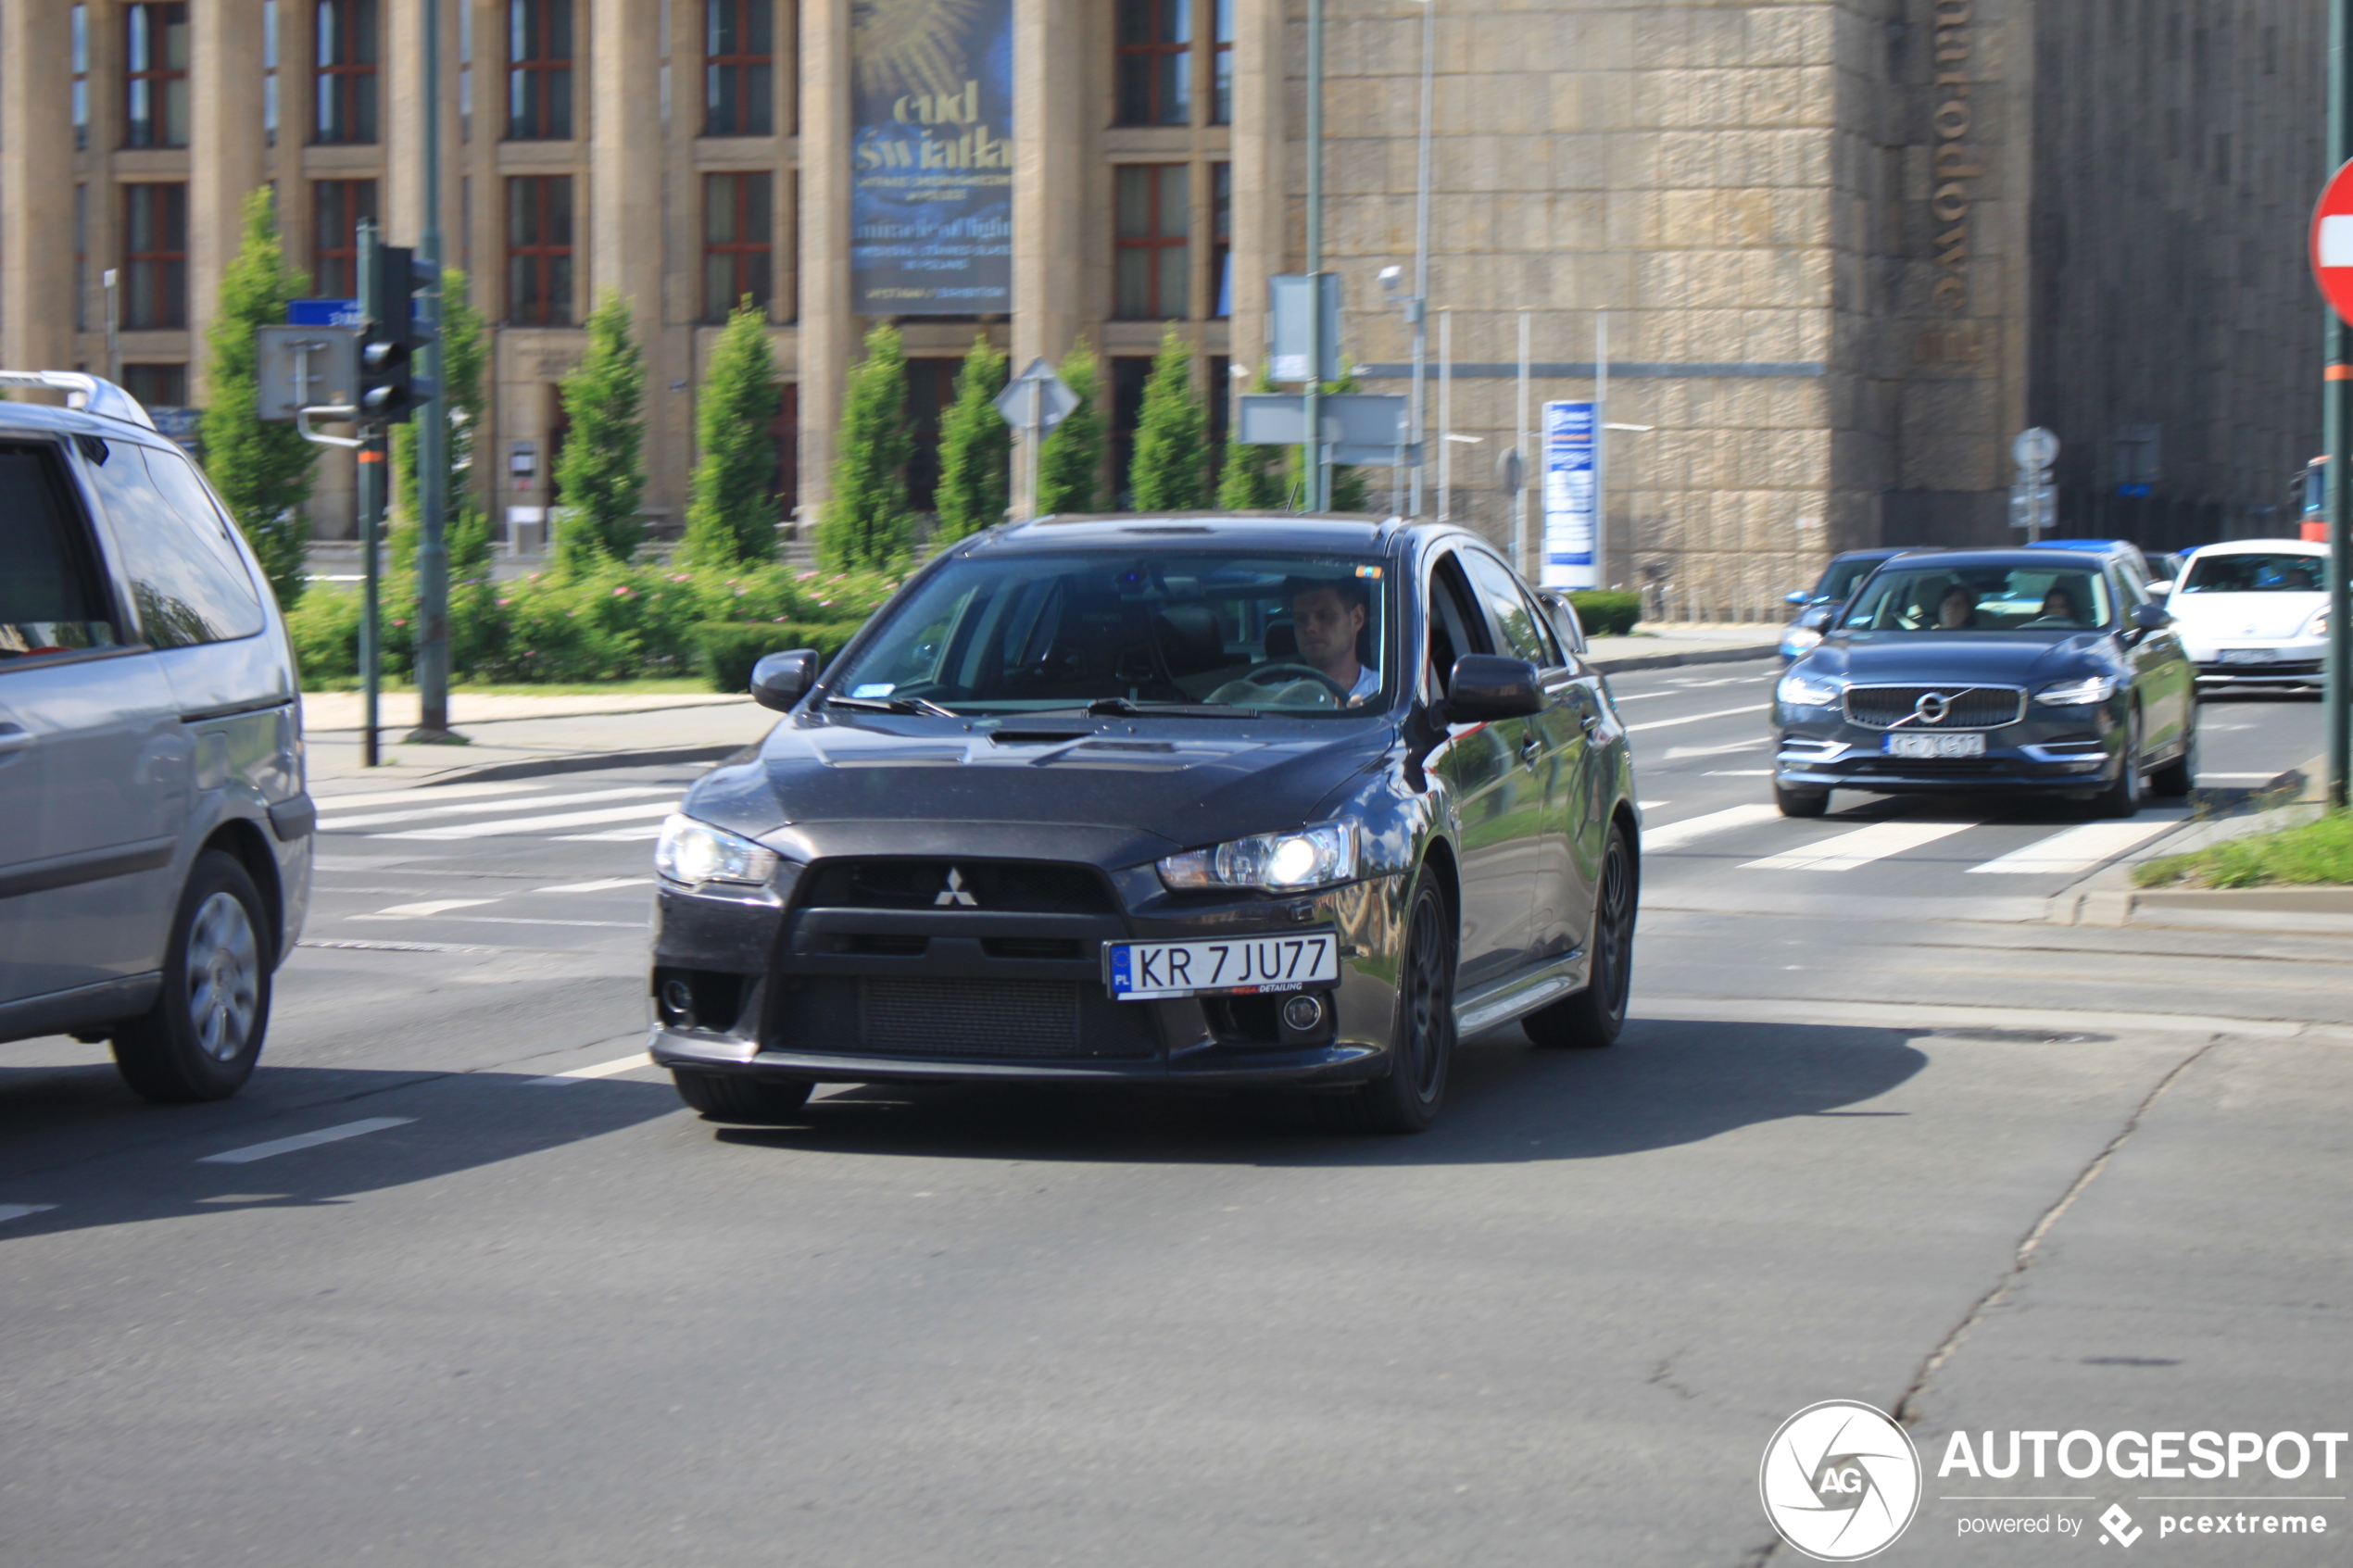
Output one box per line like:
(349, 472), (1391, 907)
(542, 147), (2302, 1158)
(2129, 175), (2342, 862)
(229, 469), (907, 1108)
(1316, 869), (1455, 1135)
(1775, 780), (1830, 818)
(111, 850), (273, 1103)
(2092, 709), (2145, 819)
(1525, 822), (1635, 1049)
(672, 1071), (815, 1123)
(2149, 706), (2196, 798)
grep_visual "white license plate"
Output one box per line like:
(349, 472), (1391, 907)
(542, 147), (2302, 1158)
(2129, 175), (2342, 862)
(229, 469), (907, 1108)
(1884, 732), (1986, 759)
(1106, 932), (1340, 1000)
(2220, 647), (2279, 664)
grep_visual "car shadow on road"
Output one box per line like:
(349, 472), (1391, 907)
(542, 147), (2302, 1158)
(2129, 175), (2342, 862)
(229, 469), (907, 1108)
(705, 1016), (1929, 1167)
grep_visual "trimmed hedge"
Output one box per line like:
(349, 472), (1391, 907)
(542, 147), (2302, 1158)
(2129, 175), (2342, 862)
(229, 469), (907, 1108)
(1568, 590), (1642, 637)
(692, 620), (867, 693)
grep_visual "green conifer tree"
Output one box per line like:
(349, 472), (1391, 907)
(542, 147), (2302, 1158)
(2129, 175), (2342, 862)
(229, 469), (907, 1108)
(199, 187), (318, 606)
(817, 321), (915, 570)
(1216, 360), (1288, 510)
(933, 335), (1012, 541)
(553, 290), (648, 570)
(679, 298), (785, 567)
(1129, 326), (1209, 511)
(1034, 339), (1103, 516)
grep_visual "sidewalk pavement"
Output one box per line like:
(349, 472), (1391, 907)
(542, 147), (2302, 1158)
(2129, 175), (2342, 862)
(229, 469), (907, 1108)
(305, 691), (775, 795)
(1585, 622), (1782, 674)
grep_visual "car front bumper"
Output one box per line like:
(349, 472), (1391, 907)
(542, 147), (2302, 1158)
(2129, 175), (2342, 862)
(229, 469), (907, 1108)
(2183, 638), (2324, 685)
(645, 865), (1410, 1089)
(1772, 704), (2122, 795)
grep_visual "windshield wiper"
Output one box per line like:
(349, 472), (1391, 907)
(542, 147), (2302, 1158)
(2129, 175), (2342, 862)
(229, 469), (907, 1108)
(825, 694), (960, 717)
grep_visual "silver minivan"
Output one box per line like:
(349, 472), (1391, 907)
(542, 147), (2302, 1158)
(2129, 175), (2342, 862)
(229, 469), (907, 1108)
(0, 373), (312, 1100)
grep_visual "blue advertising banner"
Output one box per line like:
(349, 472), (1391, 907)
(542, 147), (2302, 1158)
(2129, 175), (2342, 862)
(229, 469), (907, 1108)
(1541, 400), (1597, 590)
(851, 0), (1013, 314)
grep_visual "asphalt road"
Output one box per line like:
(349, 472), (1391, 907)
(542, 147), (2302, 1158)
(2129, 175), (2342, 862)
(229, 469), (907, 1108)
(2, 669), (2347, 1566)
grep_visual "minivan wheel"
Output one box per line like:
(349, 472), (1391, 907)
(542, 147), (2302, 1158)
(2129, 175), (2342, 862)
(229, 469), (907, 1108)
(672, 1070), (813, 1123)
(1525, 822), (1635, 1049)
(1775, 782), (1830, 818)
(1315, 869), (1454, 1135)
(111, 851), (272, 1103)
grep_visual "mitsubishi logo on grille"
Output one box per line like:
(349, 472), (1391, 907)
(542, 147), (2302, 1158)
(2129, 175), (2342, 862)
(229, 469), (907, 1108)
(934, 868), (979, 907)
(1914, 692), (1952, 725)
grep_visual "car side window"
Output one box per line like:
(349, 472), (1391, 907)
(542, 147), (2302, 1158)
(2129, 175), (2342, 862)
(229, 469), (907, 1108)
(0, 444), (120, 665)
(1516, 584), (1567, 667)
(1425, 553), (1491, 698)
(1464, 550), (1552, 667)
(84, 440), (267, 647)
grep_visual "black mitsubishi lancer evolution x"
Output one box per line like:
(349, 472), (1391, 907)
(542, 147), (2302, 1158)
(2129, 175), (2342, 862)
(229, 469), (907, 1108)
(647, 513), (1640, 1133)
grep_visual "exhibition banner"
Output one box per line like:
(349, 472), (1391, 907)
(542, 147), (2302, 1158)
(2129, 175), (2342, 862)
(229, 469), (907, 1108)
(1541, 400), (1597, 590)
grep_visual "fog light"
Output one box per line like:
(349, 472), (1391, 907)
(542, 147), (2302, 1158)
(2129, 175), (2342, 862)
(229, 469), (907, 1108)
(1281, 995), (1326, 1032)
(660, 977), (696, 1024)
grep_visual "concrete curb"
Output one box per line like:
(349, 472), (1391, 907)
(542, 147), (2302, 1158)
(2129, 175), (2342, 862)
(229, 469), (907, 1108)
(2047, 752), (2328, 928)
(1588, 643), (1780, 675)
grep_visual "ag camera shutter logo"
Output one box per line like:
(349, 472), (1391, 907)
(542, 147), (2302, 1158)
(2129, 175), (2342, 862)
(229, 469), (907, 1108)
(1760, 1400), (1922, 1561)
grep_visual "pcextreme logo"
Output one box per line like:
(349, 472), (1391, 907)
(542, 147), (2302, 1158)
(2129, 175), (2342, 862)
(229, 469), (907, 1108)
(1760, 1400), (1924, 1562)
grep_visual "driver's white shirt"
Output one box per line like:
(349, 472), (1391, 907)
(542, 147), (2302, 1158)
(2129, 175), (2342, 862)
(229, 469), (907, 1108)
(1348, 664), (1379, 702)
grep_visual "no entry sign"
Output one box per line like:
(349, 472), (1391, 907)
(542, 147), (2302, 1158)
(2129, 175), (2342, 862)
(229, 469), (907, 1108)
(2312, 159), (2353, 327)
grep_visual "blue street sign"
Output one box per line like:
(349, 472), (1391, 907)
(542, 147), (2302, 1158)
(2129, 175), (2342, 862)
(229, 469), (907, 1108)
(1541, 400), (1597, 590)
(289, 297), (364, 327)
(2116, 483), (2153, 498)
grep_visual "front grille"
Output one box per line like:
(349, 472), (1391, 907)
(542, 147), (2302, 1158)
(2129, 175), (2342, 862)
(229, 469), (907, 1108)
(1843, 684), (2025, 731)
(800, 859), (1115, 914)
(862, 978), (1080, 1056)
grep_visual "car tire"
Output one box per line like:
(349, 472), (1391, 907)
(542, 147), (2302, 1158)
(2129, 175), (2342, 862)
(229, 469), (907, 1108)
(2149, 709), (2196, 798)
(1314, 868), (1454, 1135)
(110, 850), (273, 1104)
(671, 1070), (813, 1123)
(1524, 822), (1635, 1049)
(1775, 782), (1830, 819)
(2093, 710), (2145, 819)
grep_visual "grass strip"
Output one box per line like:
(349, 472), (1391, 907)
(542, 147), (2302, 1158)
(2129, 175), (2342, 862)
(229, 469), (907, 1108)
(2133, 809), (2353, 888)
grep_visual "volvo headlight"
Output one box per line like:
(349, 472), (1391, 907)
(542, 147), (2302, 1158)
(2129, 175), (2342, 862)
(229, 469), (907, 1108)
(1779, 627), (1824, 659)
(2033, 675), (2120, 708)
(1776, 670), (1843, 707)
(1158, 822), (1361, 893)
(655, 813), (779, 886)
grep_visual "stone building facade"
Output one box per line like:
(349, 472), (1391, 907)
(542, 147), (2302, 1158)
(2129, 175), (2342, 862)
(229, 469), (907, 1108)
(0, 0), (2322, 610)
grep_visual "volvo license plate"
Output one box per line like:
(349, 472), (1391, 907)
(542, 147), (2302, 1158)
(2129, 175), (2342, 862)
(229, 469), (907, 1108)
(1884, 732), (1985, 759)
(1105, 932), (1340, 1000)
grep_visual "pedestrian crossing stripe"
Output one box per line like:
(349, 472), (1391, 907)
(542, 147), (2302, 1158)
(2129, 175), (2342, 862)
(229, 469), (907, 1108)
(1963, 819), (2181, 875)
(374, 799), (681, 841)
(317, 784), (675, 832)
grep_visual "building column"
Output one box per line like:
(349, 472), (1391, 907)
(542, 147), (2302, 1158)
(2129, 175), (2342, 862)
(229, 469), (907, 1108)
(190, 0), (268, 403)
(4, 1), (81, 379)
(1008, 0), (1087, 516)
(589, 0), (681, 524)
(797, 0), (855, 516)
(1228, 0), (1286, 388)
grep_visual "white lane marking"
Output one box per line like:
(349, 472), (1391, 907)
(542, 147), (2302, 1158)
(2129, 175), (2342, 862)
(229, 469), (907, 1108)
(533, 877), (646, 893)
(320, 785), (674, 832)
(308, 780), (548, 812)
(373, 799), (680, 841)
(1662, 739), (1768, 759)
(0, 1203), (58, 1223)
(1966, 819), (2183, 875)
(1707, 769), (1774, 776)
(555, 824), (668, 842)
(524, 1052), (655, 1086)
(1638, 799), (1671, 809)
(1625, 703), (1769, 733)
(370, 898), (497, 917)
(349, 914), (647, 928)
(2196, 771), (2283, 780)
(198, 1117), (414, 1164)
(1742, 819), (1976, 872)
(1641, 803), (1783, 853)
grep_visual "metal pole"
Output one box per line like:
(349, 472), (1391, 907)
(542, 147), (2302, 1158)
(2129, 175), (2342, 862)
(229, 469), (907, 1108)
(1594, 308), (1609, 590)
(2332, 0), (2353, 806)
(410, 0), (453, 742)
(1514, 308), (1530, 573)
(1438, 308), (1452, 522)
(1407, 0), (1434, 519)
(102, 270), (120, 384)
(1026, 378), (1043, 520)
(359, 428), (384, 767)
(1302, 0), (1325, 512)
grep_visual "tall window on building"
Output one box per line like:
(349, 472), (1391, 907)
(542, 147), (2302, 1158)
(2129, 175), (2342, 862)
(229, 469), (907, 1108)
(314, 0), (380, 144)
(313, 181), (380, 299)
(122, 183), (189, 330)
(1114, 165), (1189, 320)
(122, 365), (189, 409)
(74, 186), (89, 332)
(124, 4), (191, 149)
(1210, 163), (1232, 317)
(1115, 0), (1189, 126)
(770, 383), (799, 513)
(263, 1), (281, 144)
(705, 0), (774, 136)
(508, 0), (575, 141)
(72, 6), (91, 150)
(1212, 0), (1233, 124)
(704, 172), (774, 320)
(507, 175), (575, 324)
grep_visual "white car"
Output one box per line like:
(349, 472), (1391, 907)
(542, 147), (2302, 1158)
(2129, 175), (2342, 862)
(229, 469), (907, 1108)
(2162, 538), (2330, 690)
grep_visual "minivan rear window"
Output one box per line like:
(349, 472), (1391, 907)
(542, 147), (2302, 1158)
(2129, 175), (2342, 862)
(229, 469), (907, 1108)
(0, 446), (118, 663)
(85, 441), (267, 647)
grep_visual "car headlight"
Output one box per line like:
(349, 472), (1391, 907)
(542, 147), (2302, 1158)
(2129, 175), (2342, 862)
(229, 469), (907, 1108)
(2305, 608), (2330, 638)
(1780, 627), (1824, 659)
(655, 813), (779, 887)
(1158, 822), (1360, 893)
(1776, 670), (1843, 707)
(2033, 675), (2120, 707)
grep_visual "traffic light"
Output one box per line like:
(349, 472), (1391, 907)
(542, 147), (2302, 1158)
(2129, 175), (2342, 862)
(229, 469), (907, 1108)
(356, 225), (439, 424)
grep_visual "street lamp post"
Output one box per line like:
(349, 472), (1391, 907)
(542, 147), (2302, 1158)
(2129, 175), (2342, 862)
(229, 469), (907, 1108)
(409, 0), (454, 743)
(2331, 0), (2353, 807)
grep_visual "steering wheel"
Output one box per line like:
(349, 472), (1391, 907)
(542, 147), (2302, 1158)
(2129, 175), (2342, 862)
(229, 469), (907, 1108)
(2020, 615), (2079, 630)
(1237, 661), (1354, 703)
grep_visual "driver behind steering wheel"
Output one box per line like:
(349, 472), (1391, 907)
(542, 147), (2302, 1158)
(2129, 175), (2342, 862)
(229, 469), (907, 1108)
(1210, 577), (1379, 708)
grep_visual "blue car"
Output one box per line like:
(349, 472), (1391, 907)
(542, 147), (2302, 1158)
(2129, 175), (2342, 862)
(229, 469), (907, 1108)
(1779, 548), (1921, 662)
(2026, 538), (2162, 595)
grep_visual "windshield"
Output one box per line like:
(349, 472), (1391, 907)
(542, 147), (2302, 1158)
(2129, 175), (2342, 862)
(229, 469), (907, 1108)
(826, 551), (1393, 715)
(1841, 564), (2114, 633)
(2179, 553), (2326, 594)
(1811, 557), (1882, 605)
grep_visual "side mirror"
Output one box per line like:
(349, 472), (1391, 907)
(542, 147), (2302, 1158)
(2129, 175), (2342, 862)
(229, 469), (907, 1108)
(1445, 655), (1544, 721)
(1784, 589), (1811, 607)
(749, 648), (820, 712)
(2129, 603), (2172, 633)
